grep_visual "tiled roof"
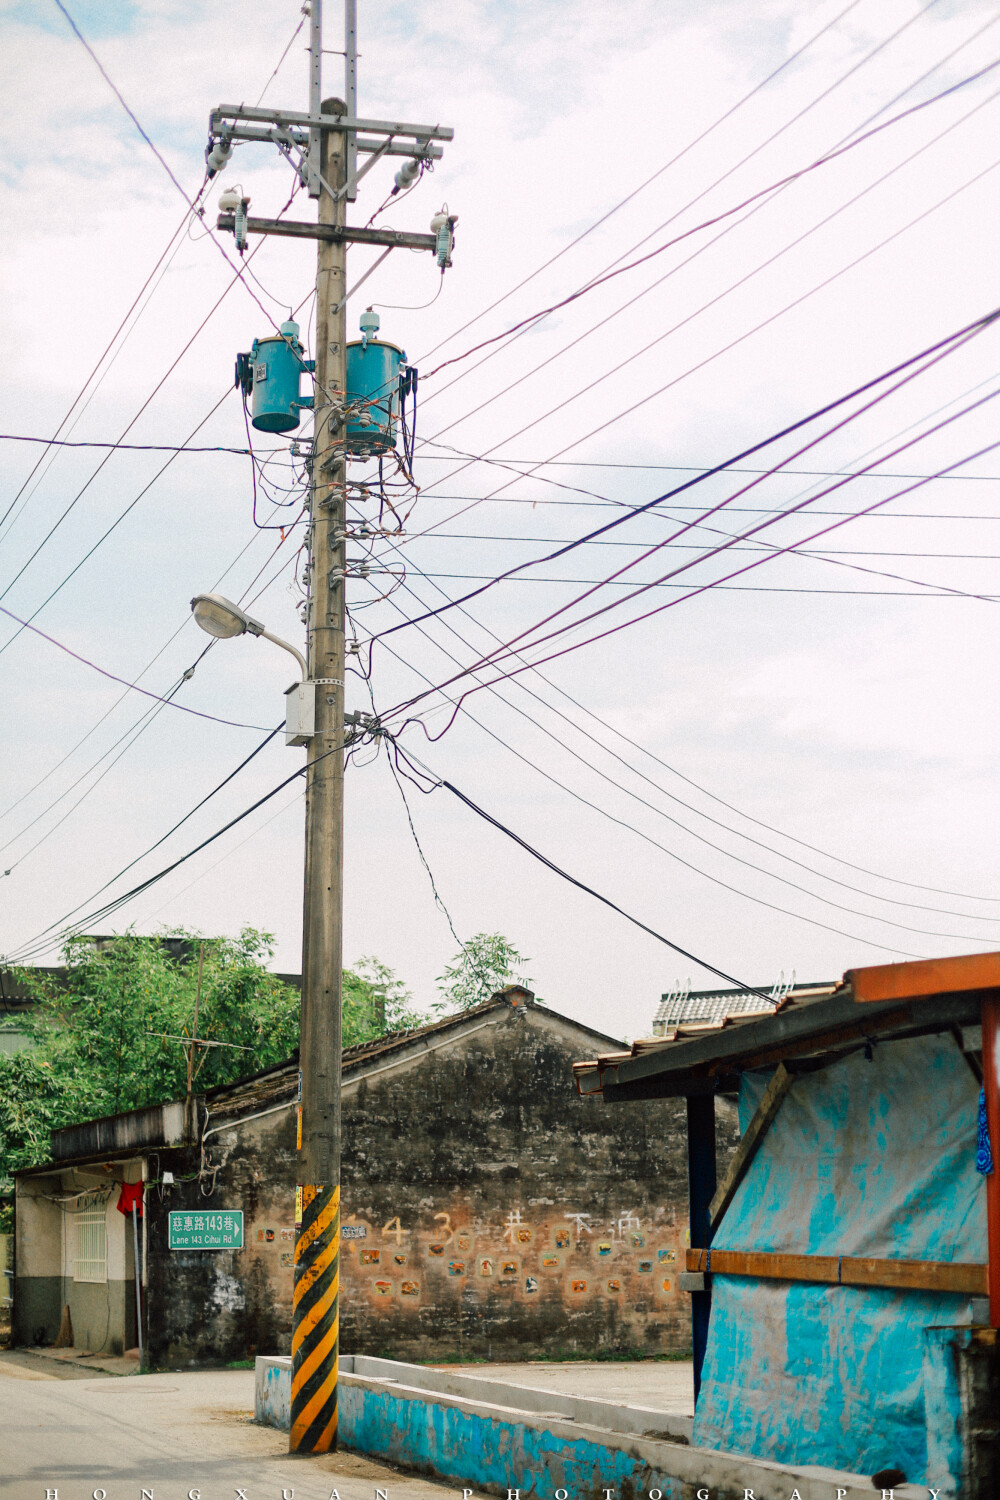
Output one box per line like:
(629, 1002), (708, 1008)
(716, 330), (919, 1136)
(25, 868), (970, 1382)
(203, 991), (627, 1122)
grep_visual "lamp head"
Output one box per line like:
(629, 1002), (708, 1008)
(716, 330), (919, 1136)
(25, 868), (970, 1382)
(190, 593), (264, 640)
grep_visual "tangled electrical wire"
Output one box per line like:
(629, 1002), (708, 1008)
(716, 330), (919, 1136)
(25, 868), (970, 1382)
(338, 515), (407, 611)
(339, 368), (421, 529)
(241, 393), (311, 532)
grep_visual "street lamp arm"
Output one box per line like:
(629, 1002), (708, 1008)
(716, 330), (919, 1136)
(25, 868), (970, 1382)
(259, 628), (308, 681)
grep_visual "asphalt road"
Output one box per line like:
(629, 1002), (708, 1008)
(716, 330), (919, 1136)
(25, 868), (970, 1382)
(0, 1354), (457, 1500)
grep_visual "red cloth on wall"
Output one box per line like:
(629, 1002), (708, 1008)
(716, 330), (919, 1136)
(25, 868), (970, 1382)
(116, 1181), (144, 1218)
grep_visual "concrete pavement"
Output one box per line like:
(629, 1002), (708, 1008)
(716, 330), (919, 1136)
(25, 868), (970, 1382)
(4, 1345), (143, 1378)
(0, 1357), (458, 1500)
(437, 1360), (694, 1414)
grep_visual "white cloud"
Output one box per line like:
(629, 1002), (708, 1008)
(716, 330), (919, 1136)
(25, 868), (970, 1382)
(2, 0), (1000, 1040)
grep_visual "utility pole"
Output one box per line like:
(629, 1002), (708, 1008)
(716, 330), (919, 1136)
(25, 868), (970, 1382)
(290, 0), (348, 1455)
(204, 0), (454, 1456)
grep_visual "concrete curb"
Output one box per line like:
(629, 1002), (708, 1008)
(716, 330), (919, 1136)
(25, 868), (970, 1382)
(255, 1355), (926, 1500)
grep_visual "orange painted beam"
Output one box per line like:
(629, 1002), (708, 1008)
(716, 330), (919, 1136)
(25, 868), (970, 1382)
(847, 951), (1000, 1004)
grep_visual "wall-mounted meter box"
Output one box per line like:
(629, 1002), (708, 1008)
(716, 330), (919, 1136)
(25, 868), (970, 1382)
(285, 681), (315, 746)
(244, 320), (315, 434)
(345, 338), (406, 456)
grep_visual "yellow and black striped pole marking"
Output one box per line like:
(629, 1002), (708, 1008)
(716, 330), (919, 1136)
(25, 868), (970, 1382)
(290, 1183), (340, 1452)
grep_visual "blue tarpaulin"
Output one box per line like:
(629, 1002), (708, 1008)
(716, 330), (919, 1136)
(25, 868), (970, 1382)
(691, 1032), (986, 1487)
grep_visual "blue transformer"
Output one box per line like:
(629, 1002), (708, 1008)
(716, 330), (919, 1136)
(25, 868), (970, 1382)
(248, 320), (314, 434)
(345, 335), (406, 457)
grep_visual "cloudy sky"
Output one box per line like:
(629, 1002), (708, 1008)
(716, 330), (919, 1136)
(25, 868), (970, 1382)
(2, 0), (1000, 1039)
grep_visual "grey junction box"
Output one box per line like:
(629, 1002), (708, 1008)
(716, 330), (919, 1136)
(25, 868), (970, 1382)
(285, 681), (315, 746)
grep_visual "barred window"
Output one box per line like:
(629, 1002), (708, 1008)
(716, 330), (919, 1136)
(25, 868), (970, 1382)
(73, 1204), (107, 1283)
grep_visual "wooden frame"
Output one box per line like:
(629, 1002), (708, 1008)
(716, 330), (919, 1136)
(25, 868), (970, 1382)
(708, 1063), (793, 1231)
(686, 1246), (987, 1295)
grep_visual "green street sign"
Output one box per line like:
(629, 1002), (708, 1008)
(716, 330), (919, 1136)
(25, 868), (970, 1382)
(168, 1209), (244, 1250)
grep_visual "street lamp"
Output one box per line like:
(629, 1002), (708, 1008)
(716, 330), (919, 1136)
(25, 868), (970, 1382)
(191, 593), (308, 680)
(191, 593), (314, 746)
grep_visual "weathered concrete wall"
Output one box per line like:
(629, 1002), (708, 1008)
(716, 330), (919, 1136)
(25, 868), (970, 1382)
(146, 1004), (738, 1368)
(255, 1353), (693, 1442)
(254, 1354), (892, 1500)
(12, 1275), (61, 1345)
(61, 1276), (134, 1354)
(12, 1182), (62, 1344)
(144, 1116), (297, 1371)
(15, 1170), (140, 1354)
(336, 1006), (734, 1362)
(925, 1324), (1000, 1500)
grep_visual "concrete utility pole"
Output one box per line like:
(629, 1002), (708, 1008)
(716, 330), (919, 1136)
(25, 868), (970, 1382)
(204, 0), (454, 1456)
(290, 5), (349, 1457)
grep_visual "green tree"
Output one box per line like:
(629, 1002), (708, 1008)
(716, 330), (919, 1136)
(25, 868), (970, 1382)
(0, 931), (421, 1182)
(436, 932), (533, 1012)
(0, 928), (298, 1176)
(342, 955), (424, 1046)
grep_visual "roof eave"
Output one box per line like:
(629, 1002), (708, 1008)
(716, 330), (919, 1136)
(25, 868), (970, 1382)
(579, 985), (986, 1100)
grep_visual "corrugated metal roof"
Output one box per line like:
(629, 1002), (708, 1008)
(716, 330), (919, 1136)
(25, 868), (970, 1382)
(572, 960), (998, 1099)
(575, 984), (841, 1088)
(652, 981), (835, 1035)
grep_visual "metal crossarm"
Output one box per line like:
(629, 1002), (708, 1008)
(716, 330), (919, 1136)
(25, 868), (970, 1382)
(208, 118), (444, 160)
(211, 104), (454, 142)
(216, 214), (437, 252)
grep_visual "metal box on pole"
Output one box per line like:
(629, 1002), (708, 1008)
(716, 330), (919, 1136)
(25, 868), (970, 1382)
(285, 681), (316, 746)
(344, 338), (406, 455)
(247, 320), (315, 434)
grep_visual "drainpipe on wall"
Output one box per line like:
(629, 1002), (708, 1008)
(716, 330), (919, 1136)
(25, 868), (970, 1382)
(131, 1203), (143, 1369)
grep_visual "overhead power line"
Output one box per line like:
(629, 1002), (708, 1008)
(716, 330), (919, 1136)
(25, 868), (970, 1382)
(4, 738), (339, 966)
(0, 529), (266, 831)
(395, 530), (1000, 561)
(408, 141), (1000, 547)
(421, 54), (1000, 383)
(410, 574), (998, 600)
(358, 550), (1000, 940)
(416, 0), (868, 366)
(3, 725), (282, 931)
(401, 361), (1000, 537)
(388, 741), (774, 1003)
(362, 512), (1000, 906)
(0, 523), (301, 880)
(390, 411), (1000, 739)
(0, 388), (232, 654)
(0, 605), (270, 731)
(359, 495), (1000, 912)
(1, 2), (313, 553)
(412, 455), (1000, 481)
(0, 168), (301, 642)
(0, 434), (251, 455)
(0, 200), (201, 541)
(417, 1), (993, 423)
(373, 304), (1000, 650)
(12, 430), (1000, 492)
(52, 0), (281, 327)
